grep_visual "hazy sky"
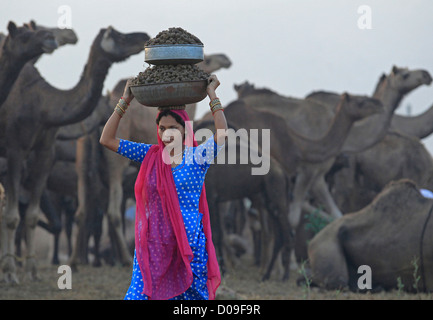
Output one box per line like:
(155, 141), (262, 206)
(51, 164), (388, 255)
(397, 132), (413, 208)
(2, 0), (433, 150)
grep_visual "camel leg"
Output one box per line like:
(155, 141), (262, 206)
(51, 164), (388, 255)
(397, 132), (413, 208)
(246, 206), (261, 267)
(311, 174), (343, 219)
(23, 143), (56, 281)
(262, 168), (292, 281)
(250, 195), (272, 273)
(105, 152), (132, 266)
(39, 190), (62, 264)
(2, 148), (24, 284)
(261, 218), (283, 281)
(289, 166), (317, 229)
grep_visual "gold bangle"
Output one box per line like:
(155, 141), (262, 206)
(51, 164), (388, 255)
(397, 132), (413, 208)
(114, 106), (124, 117)
(209, 98), (220, 108)
(119, 98), (129, 109)
(116, 103), (126, 114)
(211, 102), (222, 112)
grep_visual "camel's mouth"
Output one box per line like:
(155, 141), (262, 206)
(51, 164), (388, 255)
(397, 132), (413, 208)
(42, 38), (58, 53)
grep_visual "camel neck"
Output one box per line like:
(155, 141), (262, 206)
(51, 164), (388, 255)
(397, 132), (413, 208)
(0, 49), (29, 107)
(339, 80), (404, 153)
(43, 36), (112, 127)
(390, 103), (433, 139)
(289, 103), (354, 163)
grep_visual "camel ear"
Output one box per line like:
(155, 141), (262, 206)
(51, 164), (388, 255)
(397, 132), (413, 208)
(7, 21), (18, 38)
(342, 92), (350, 102)
(234, 84), (239, 90)
(29, 20), (37, 30)
(103, 26), (113, 39)
(392, 65), (399, 74)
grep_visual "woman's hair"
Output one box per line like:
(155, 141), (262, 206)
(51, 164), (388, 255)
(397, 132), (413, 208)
(156, 109), (186, 128)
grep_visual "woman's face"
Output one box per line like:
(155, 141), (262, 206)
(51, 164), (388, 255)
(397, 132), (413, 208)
(158, 115), (185, 148)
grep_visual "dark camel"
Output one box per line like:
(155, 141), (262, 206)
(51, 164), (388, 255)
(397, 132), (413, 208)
(9, 22), (78, 266)
(0, 26), (149, 283)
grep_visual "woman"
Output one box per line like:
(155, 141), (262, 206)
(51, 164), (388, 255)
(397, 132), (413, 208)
(100, 74), (227, 300)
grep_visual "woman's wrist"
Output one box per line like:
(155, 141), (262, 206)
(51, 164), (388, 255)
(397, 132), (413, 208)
(123, 95), (132, 105)
(207, 90), (217, 101)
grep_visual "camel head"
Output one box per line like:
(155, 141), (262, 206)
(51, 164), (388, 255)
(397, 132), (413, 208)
(384, 66), (432, 94)
(197, 53), (232, 73)
(233, 81), (255, 98)
(4, 21), (58, 58)
(370, 178), (424, 212)
(234, 81), (278, 99)
(339, 93), (383, 120)
(25, 20), (78, 46)
(99, 26), (150, 63)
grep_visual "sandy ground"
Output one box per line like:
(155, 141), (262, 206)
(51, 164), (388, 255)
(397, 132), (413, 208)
(0, 224), (431, 300)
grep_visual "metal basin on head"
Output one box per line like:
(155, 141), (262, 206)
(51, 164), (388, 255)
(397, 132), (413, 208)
(130, 80), (208, 107)
(144, 44), (204, 65)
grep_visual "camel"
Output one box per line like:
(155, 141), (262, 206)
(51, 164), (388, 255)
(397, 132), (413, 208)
(5, 22), (79, 266)
(197, 93), (382, 278)
(234, 66), (432, 231)
(330, 130), (433, 214)
(0, 21), (58, 107)
(306, 66), (433, 142)
(0, 26), (150, 283)
(307, 179), (433, 292)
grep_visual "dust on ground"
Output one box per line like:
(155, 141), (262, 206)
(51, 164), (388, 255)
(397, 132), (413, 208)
(0, 253), (431, 300)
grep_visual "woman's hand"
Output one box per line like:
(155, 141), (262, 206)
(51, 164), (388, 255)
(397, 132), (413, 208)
(207, 74), (220, 100)
(122, 78), (135, 104)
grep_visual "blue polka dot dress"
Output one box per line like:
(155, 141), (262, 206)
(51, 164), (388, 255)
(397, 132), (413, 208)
(118, 135), (223, 300)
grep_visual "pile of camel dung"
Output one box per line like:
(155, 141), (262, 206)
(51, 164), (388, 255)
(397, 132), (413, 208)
(145, 27), (203, 46)
(132, 64), (209, 85)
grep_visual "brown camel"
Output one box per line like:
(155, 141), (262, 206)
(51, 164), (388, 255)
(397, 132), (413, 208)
(307, 179), (433, 292)
(0, 26), (149, 283)
(0, 21), (58, 107)
(234, 66), (432, 231)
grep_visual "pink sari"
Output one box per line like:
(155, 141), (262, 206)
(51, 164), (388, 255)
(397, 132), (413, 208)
(134, 109), (220, 300)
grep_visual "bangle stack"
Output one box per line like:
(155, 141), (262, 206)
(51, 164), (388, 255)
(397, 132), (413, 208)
(209, 98), (223, 115)
(114, 97), (129, 118)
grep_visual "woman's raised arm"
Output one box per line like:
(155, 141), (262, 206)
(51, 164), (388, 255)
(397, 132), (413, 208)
(207, 75), (228, 146)
(100, 79), (134, 152)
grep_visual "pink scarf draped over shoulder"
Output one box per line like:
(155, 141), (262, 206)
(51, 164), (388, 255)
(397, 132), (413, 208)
(134, 109), (220, 300)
